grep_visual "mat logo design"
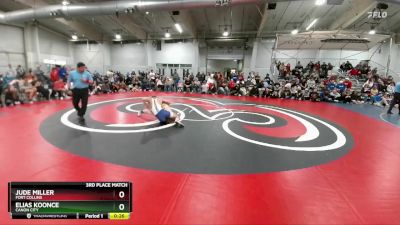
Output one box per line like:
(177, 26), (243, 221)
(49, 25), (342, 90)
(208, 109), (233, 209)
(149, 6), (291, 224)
(60, 97), (348, 152)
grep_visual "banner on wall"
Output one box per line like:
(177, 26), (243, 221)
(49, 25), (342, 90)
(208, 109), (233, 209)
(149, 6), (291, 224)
(276, 31), (389, 51)
(43, 59), (66, 65)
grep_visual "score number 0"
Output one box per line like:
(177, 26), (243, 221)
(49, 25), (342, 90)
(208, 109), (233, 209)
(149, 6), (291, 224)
(118, 191), (125, 211)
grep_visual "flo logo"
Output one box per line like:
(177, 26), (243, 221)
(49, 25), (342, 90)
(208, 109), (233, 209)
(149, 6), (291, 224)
(40, 97), (353, 174)
(368, 9), (387, 19)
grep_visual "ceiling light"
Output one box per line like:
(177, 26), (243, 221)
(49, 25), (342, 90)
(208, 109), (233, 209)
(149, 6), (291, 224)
(71, 34), (78, 40)
(306, 19), (318, 31)
(369, 29), (376, 35)
(315, 0), (326, 6)
(62, 0), (70, 6)
(165, 30), (171, 38)
(291, 29), (299, 35)
(222, 27), (229, 37)
(115, 34), (122, 40)
(175, 23), (183, 33)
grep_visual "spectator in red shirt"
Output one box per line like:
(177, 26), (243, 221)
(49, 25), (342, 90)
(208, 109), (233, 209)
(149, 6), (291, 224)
(53, 78), (66, 99)
(348, 68), (360, 77)
(343, 78), (352, 89)
(50, 67), (59, 82)
(238, 73), (244, 81)
(286, 63), (291, 73)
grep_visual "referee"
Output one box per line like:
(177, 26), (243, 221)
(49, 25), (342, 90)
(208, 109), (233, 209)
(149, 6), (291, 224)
(387, 81), (400, 115)
(67, 62), (93, 123)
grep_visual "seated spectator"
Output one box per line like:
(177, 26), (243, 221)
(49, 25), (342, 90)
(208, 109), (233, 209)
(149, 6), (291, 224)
(164, 77), (173, 92)
(295, 89), (303, 100)
(201, 81), (208, 94)
(1, 74), (18, 106)
(172, 72), (180, 92)
(381, 93), (391, 107)
(336, 80), (346, 93)
(303, 88), (310, 100)
(91, 80), (102, 95)
(280, 87), (291, 99)
(50, 67), (59, 82)
(339, 62), (346, 73)
(327, 80), (336, 92)
(330, 89), (342, 102)
(141, 78), (150, 91)
(218, 80), (229, 95)
(3, 84), (19, 106)
(387, 81), (396, 94)
(156, 78), (164, 91)
(111, 80), (124, 92)
(53, 78), (66, 99)
(362, 78), (374, 94)
(33, 80), (50, 100)
(344, 61), (353, 71)
(236, 81), (247, 96)
(327, 63), (334, 71)
(19, 77), (37, 104)
(231, 73), (238, 82)
(59, 66), (67, 81)
(248, 84), (258, 97)
(291, 85), (299, 99)
(24, 69), (37, 82)
(183, 78), (192, 93)
(321, 62), (328, 78)
(343, 78), (352, 89)
(348, 68), (361, 77)
(306, 77), (316, 89)
(264, 74), (273, 84)
(320, 88), (332, 102)
(101, 81), (112, 94)
(384, 75), (394, 86)
(351, 91), (364, 104)
(254, 73), (261, 84)
(192, 77), (201, 93)
(132, 77), (141, 90)
(310, 88), (319, 102)
(372, 92), (389, 107)
(370, 85), (379, 101)
(177, 80), (183, 92)
(307, 61), (315, 71)
(16, 65), (25, 79)
(342, 89), (352, 104)
(238, 73), (244, 82)
(295, 61), (303, 70)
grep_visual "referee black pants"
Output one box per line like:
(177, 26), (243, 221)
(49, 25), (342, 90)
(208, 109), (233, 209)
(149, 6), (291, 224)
(388, 92), (400, 113)
(72, 88), (89, 117)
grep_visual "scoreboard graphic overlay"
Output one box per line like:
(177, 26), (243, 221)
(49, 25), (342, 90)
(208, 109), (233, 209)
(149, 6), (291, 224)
(8, 182), (132, 220)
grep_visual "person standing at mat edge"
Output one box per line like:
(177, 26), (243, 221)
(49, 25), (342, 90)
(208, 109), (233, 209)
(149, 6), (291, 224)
(387, 81), (400, 115)
(67, 62), (93, 123)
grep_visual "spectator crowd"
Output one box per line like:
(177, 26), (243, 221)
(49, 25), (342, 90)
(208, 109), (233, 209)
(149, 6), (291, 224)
(0, 61), (398, 109)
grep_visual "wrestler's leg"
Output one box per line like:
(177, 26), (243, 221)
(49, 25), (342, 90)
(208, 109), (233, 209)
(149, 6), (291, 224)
(139, 98), (154, 116)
